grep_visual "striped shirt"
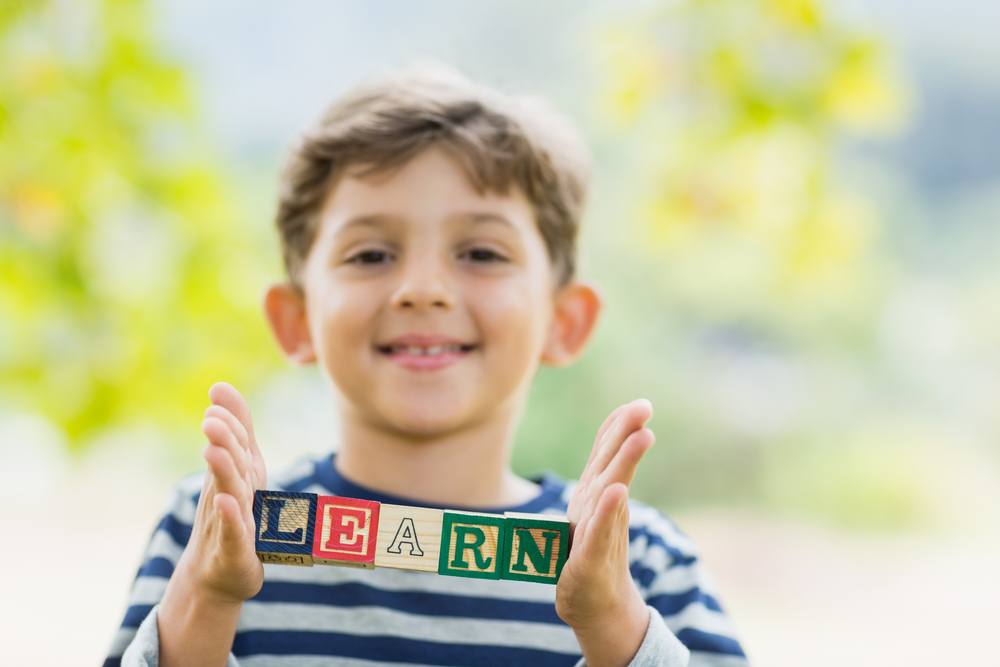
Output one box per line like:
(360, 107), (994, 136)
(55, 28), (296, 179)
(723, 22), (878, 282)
(104, 453), (749, 666)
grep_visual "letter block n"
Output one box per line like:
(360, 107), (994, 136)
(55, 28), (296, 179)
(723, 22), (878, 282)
(253, 490), (318, 566)
(500, 512), (570, 584)
(438, 511), (506, 580)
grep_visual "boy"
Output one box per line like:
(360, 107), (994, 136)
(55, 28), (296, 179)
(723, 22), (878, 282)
(105, 67), (748, 667)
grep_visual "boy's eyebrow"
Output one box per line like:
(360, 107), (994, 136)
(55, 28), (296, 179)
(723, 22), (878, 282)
(462, 212), (516, 227)
(336, 214), (397, 232)
(332, 212), (516, 234)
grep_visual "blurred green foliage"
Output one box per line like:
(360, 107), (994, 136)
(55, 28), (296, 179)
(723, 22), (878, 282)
(0, 0), (278, 446)
(513, 0), (921, 529)
(595, 0), (907, 334)
(1, 0), (949, 531)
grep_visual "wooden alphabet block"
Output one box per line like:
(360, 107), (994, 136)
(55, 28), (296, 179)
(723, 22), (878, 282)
(374, 504), (444, 572)
(438, 511), (506, 580)
(500, 512), (570, 584)
(313, 495), (380, 568)
(253, 490), (317, 566)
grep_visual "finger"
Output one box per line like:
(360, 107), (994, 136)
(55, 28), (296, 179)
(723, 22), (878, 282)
(203, 442), (245, 499)
(570, 401), (650, 524)
(588, 400), (652, 480)
(596, 427), (655, 491)
(579, 426), (653, 527)
(205, 404), (250, 453)
(203, 406), (259, 501)
(202, 416), (249, 478)
(209, 382), (258, 451)
(193, 463), (218, 528)
(213, 492), (248, 544)
(577, 405), (634, 490)
(583, 405), (628, 472)
(209, 382), (266, 488)
(576, 482), (630, 558)
(570, 408), (621, 523)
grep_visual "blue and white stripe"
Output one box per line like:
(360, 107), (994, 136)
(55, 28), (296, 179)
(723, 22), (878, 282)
(104, 454), (748, 666)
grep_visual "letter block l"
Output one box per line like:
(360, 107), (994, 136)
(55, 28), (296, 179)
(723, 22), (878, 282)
(253, 490), (318, 566)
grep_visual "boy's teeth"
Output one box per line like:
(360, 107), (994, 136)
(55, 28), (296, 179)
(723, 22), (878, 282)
(392, 344), (464, 356)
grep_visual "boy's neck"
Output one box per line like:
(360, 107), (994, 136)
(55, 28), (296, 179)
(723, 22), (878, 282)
(333, 405), (539, 509)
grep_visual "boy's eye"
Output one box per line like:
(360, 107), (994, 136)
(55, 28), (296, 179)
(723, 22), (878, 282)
(461, 248), (507, 263)
(347, 249), (393, 265)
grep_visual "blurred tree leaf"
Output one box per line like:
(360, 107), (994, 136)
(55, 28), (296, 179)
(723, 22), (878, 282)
(0, 0), (279, 447)
(517, 0), (918, 529)
(595, 0), (909, 337)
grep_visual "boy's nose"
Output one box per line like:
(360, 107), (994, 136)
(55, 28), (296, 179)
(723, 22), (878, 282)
(389, 260), (455, 311)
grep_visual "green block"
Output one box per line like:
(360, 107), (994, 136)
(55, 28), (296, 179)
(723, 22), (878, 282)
(500, 512), (570, 584)
(438, 511), (506, 579)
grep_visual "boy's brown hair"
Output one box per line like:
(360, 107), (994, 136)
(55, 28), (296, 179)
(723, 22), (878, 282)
(275, 64), (591, 287)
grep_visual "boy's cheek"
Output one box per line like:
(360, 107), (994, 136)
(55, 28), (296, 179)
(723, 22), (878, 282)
(308, 289), (379, 352)
(481, 292), (555, 360)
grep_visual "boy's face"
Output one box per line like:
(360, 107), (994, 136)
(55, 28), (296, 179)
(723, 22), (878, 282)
(293, 147), (560, 436)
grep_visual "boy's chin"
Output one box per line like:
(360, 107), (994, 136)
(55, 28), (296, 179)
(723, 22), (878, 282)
(373, 400), (488, 439)
(383, 411), (471, 439)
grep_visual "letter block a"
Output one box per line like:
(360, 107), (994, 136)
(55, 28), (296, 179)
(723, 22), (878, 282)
(500, 512), (570, 584)
(438, 510), (506, 580)
(374, 504), (444, 573)
(253, 490), (318, 566)
(313, 495), (380, 568)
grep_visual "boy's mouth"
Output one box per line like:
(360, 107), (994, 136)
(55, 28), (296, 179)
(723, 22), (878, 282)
(379, 343), (475, 356)
(376, 336), (477, 371)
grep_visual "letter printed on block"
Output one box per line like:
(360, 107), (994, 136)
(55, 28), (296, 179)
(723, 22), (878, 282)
(253, 490), (318, 566)
(374, 504), (444, 572)
(500, 512), (570, 584)
(438, 511), (505, 580)
(312, 496), (380, 568)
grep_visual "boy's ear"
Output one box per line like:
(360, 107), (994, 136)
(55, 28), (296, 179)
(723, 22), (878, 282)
(263, 282), (316, 364)
(541, 280), (603, 367)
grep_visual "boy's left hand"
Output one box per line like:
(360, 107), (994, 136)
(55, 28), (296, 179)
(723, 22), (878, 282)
(556, 399), (656, 667)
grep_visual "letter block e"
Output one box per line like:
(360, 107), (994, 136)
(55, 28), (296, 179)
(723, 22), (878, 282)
(313, 495), (381, 568)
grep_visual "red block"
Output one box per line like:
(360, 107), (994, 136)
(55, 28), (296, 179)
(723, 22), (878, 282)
(313, 496), (381, 568)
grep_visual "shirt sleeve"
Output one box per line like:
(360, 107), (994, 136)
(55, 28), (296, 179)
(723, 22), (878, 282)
(118, 604), (241, 667)
(119, 603), (162, 667)
(630, 606), (692, 666)
(572, 605), (691, 667)
(103, 473), (244, 667)
(627, 503), (751, 666)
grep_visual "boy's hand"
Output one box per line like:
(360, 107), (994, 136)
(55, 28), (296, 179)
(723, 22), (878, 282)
(189, 381), (268, 601)
(556, 399), (656, 667)
(158, 382), (268, 667)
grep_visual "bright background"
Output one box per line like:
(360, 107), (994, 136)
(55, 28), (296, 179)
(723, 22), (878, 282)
(2, 0), (1000, 664)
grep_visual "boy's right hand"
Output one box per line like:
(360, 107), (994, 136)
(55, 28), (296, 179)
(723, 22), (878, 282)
(157, 382), (267, 667)
(187, 381), (268, 602)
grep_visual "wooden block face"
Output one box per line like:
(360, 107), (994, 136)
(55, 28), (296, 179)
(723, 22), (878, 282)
(312, 496), (380, 568)
(374, 504), (444, 572)
(253, 490), (317, 566)
(438, 511), (505, 580)
(501, 513), (570, 584)
(258, 552), (313, 566)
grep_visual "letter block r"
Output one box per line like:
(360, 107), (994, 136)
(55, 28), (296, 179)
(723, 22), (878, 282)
(438, 511), (506, 580)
